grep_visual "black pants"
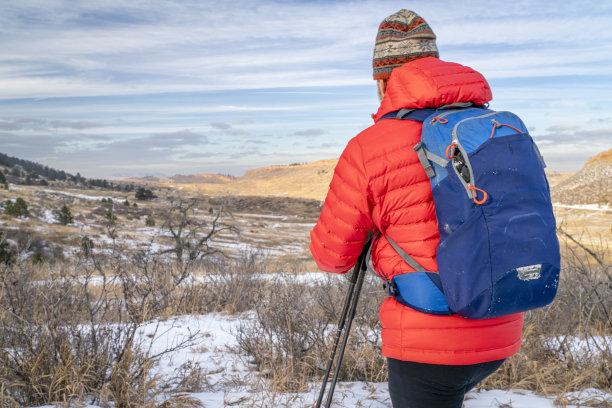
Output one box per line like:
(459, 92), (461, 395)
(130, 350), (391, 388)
(387, 358), (505, 408)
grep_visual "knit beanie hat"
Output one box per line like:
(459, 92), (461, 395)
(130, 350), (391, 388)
(373, 9), (439, 80)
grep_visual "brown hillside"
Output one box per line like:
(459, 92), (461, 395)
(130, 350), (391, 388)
(171, 173), (235, 184)
(165, 159), (337, 200)
(551, 148), (612, 205)
(585, 148), (612, 166)
(545, 171), (574, 188)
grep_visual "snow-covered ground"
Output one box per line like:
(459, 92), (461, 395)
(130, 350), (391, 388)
(32, 313), (609, 408)
(553, 203), (612, 212)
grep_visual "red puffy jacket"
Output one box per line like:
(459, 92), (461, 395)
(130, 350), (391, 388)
(310, 57), (523, 365)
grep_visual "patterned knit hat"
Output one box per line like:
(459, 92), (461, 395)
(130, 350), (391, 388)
(373, 9), (439, 80)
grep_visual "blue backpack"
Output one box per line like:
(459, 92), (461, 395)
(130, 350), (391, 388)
(370, 104), (560, 320)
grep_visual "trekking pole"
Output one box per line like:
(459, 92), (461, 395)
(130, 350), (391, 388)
(315, 235), (372, 408)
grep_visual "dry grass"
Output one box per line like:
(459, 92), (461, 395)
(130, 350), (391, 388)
(153, 159), (338, 201)
(1, 182), (611, 406)
(1, 235), (609, 406)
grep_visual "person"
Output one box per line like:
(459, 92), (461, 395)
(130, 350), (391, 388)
(310, 10), (523, 408)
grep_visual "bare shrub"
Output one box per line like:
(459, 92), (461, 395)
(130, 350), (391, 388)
(234, 272), (386, 392)
(173, 362), (209, 393)
(158, 196), (238, 266)
(183, 251), (269, 314)
(235, 276), (330, 392)
(0, 261), (122, 405)
(0, 195), (239, 406)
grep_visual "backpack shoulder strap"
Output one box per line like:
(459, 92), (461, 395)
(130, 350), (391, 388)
(378, 108), (437, 123)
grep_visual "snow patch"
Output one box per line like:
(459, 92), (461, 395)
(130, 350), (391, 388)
(553, 203), (612, 212)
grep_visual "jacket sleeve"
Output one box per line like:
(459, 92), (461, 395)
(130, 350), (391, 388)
(310, 137), (373, 273)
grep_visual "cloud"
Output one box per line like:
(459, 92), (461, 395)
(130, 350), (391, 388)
(49, 120), (104, 130)
(0, 1), (610, 177)
(0, 118), (104, 131)
(245, 139), (269, 144)
(545, 124), (582, 132)
(178, 152), (218, 159)
(228, 147), (267, 159)
(0, 132), (66, 152)
(1, 1), (609, 98)
(293, 129), (325, 137)
(534, 127), (612, 145)
(145, 130), (207, 146)
(6, 1), (608, 100)
(210, 122), (231, 130)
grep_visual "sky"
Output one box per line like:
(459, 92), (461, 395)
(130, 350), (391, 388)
(1, 0), (611, 178)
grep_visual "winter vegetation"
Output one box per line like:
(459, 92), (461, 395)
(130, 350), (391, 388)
(0, 156), (610, 407)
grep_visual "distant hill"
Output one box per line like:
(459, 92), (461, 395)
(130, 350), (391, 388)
(0, 151), (71, 182)
(546, 171), (574, 188)
(171, 173), (235, 184)
(551, 148), (612, 206)
(0, 151), (130, 191)
(161, 160), (338, 200)
(130, 148), (612, 204)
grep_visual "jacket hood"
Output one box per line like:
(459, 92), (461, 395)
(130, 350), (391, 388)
(373, 57), (492, 122)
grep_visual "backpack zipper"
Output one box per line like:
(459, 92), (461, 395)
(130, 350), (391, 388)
(451, 111), (507, 141)
(449, 111), (505, 201)
(429, 108), (481, 124)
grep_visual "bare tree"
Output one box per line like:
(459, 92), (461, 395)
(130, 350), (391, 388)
(160, 197), (239, 266)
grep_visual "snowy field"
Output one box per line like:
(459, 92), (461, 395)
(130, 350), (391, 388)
(2, 186), (610, 407)
(34, 312), (611, 408)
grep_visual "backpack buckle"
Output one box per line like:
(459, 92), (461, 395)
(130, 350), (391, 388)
(383, 280), (396, 297)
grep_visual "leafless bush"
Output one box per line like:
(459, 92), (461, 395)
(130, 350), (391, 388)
(157, 196), (238, 266)
(235, 276), (330, 392)
(234, 272), (386, 392)
(0, 196), (238, 406)
(172, 362), (209, 393)
(176, 251), (269, 315)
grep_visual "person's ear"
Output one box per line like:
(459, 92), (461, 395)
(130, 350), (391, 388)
(377, 79), (388, 101)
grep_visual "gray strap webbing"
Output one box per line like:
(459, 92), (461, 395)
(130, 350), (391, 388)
(414, 142), (448, 179)
(366, 233), (428, 278)
(414, 142), (435, 178)
(425, 150), (448, 168)
(386, 235), (428, 273)
(438, 102), (473, 110)
(395, 108), (415, 119)
(366, 232), (388, 282)
(532, 142), (547, 168)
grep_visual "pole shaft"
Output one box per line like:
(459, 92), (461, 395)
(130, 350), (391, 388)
(315, 235), (372, 408)
(314, 264), (360, 408)
(324, 257), (366, 407)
